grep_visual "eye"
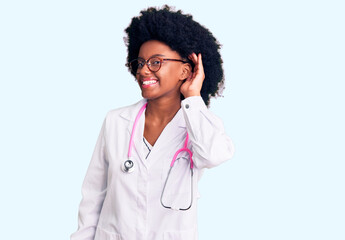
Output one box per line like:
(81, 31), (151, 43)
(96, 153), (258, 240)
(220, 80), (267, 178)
(137, 60), (145, 68)
(150, 58), (161, 66)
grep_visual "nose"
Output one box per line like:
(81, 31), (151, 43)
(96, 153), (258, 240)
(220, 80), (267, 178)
(137, 61), (152, 75)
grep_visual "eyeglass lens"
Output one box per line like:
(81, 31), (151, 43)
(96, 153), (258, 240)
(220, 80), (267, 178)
(130, 57), (161, 74)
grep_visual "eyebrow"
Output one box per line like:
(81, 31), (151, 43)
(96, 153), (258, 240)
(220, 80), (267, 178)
(138, 54), (166, 59)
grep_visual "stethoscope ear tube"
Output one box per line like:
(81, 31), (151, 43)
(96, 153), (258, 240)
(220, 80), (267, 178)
(160, 163), (194, 211)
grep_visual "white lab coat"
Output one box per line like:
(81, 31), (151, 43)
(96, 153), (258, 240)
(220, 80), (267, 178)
(70, 96), (234, 240)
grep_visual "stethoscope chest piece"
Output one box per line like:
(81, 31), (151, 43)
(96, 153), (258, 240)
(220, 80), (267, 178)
(122, 159), (134, 173)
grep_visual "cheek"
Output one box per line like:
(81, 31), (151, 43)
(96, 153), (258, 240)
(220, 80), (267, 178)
(159, 67), (182, 82)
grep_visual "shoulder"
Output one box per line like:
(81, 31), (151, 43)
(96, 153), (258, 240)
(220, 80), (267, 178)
(104, 98), (147, 123)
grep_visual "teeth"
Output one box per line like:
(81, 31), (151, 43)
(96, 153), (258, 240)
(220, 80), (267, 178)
(142, 80), (157, 85)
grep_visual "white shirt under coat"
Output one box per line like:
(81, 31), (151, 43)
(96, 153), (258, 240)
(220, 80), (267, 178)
(70, 96), (235, 240)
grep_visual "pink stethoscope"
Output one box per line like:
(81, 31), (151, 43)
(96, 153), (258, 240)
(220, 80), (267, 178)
(121, 103), (194, 211)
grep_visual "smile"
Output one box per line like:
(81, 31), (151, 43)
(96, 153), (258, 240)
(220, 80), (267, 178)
(142, 79), (158, 88)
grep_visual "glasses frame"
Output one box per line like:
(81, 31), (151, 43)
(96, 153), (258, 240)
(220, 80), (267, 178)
(127, 56), (190, 75)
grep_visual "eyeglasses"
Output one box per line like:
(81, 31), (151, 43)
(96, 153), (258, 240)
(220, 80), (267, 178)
(127, 56), (189, 75)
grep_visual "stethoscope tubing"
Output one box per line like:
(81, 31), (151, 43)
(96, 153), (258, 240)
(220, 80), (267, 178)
(170, 130), (194, 168)
(171, 148), (193, 168)
(128, 103), (148, 159)
(123, 102), (194, 210)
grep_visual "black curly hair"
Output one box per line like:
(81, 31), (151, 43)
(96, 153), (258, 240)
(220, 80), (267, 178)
(124, 5), (224, 107)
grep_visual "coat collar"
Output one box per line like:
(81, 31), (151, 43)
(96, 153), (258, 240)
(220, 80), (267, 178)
(119, 98), (186, 128)
(118, 98), (187, 169)
(119, 98), (148, 122)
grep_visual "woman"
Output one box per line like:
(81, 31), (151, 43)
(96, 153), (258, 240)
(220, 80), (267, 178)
(71, 5), (234, 240)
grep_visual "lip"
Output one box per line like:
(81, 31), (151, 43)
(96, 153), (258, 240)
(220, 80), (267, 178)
(141, 77), (159, 88)
(141, 77), (158, 81)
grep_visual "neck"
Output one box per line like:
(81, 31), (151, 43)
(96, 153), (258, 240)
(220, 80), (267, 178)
(145, 97), (181, 124)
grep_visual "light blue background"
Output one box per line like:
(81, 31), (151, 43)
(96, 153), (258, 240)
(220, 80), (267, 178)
(0, 0), (344, 239)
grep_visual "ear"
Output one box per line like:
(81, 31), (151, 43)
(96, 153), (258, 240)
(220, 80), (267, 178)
(179, 63), (192, 81)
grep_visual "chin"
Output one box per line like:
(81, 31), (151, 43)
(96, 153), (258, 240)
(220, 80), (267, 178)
(141, 92), (156, 100)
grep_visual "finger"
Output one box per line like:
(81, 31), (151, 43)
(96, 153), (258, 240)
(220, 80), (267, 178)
(188, 52), (198, 64)
(197, 53), (204, 72)
(186, 73), (192, 81)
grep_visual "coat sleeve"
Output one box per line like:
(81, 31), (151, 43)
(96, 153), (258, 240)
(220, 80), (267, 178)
(181, 96), (235, 169)
(70, 116), (109, 240)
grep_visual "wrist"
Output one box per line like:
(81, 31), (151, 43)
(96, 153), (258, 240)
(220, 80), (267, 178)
(183, 92), (201, 98)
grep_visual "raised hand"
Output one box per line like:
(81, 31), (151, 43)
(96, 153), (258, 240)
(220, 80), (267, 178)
(180, 53), (205, 98)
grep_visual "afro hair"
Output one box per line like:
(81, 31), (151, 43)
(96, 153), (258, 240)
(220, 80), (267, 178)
(124, 5), (224, 107)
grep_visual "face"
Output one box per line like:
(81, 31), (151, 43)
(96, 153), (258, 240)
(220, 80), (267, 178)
(135, 40), (190, 101)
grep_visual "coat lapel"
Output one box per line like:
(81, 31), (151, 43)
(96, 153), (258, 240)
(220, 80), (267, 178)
(119, 100), (188, 170)
(119, 99), (148, 169)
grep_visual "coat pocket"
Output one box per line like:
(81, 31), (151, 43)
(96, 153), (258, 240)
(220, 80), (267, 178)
(94, 226), (122, 240)
(163, 227), (197, 240)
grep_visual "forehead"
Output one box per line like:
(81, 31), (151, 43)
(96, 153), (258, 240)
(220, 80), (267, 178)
(138, 40), (181, 59)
